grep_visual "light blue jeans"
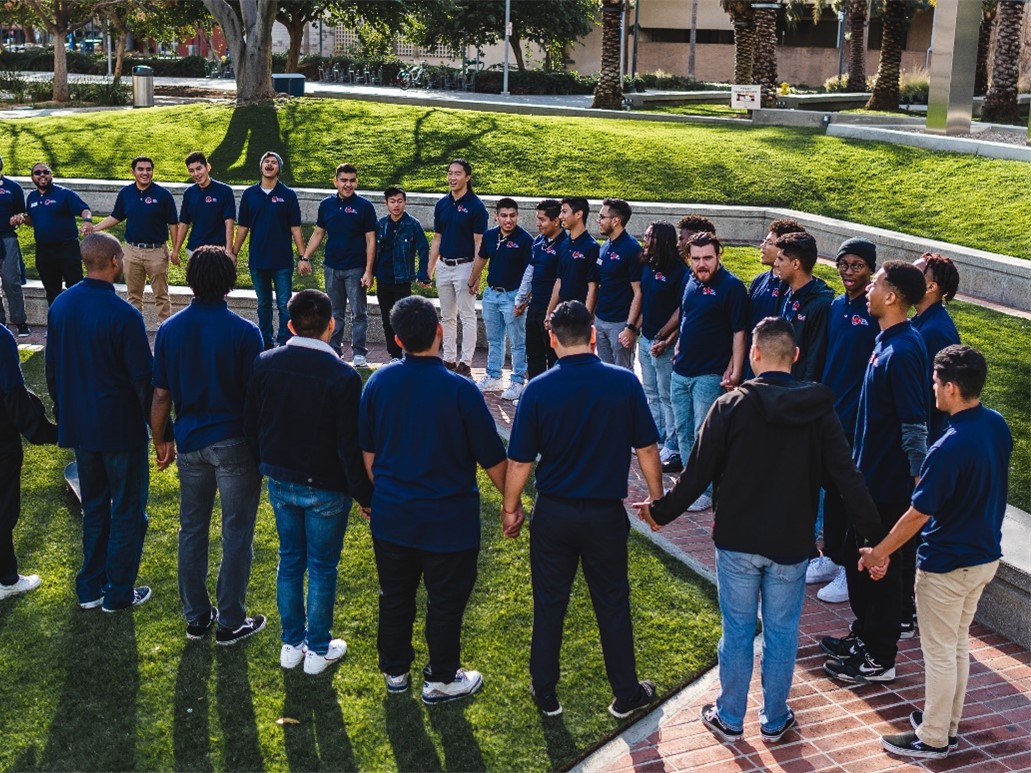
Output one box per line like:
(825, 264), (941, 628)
(639, 336), (678, 454)
(325, 266), (368, 357)
(715, 549), (807, 733)
(670, 372), (722, 462)
(482, 287), (527, 384)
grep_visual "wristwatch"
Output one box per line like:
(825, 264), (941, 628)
(625, 323), (639, 335)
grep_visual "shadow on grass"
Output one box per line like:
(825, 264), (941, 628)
(427, 698), (487, 772)
(384, 693), (442, 771)
(209, 102), (289, 185)
(280, 667), (357, 770)
(174, 640), (214, 771)
(214, 646), (264, 771)
(383, 109), (499, 187)
(539, 714), (577, 771)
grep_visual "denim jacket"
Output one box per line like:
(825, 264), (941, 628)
(375, 213), (430, 284)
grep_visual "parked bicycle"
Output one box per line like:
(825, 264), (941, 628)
(397, 60), (430, 90)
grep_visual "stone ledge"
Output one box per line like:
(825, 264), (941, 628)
(977, 506), (1031, 649)
(827, 123), (1031, 162)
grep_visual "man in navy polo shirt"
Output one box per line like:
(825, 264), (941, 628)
(359, 295), (508, 702)
(14, 162), (92, 310)
(823, 261), (928, 684)
(546, 196), (598, 313)
(151, 246), (265, 646)
(301, 163), (377, 367)
(470, 197), (533, 401)
(594, 198), (642, 369)
(93, 155), (179, 322)
(748, 219), (803, 329)
(171, 151), (236, 260)
(860, 346), (1011, 761)
(525, 199), (565, 379)
(671, 232), (749, 511)
(0, 156), (29, 336)
(426, 159), (489, 378)
(503, 301), (663, 718)
(46, 233), (153, 613)
(233, 151), (305, 350)
(911, 253), (961, 444)
(774, 231), (834, 381)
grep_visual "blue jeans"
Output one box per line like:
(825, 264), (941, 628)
(639, 336), (678, 453)
(325, 266), (368, 357)
(269, 478), (350, 656)
(176, 438), (261, 629)
(250, 268), (293, 348)
(715, 549), (807, 733)
(75, 443), (149, 609)
(0, 234), (26, 325)
(482, 287), (527, 383)
(670, 372), (722, 461)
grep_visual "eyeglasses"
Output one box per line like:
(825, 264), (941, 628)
(31, 170), (52, 176)
(837, 261), (868, 273)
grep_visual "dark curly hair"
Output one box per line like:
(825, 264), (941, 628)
(186, 246), (237, 302)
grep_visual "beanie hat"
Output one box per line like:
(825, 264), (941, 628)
(260, 151), (283, 173)
(836, 238), (877, 270)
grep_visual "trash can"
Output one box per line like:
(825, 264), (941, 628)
(132, 65), (154, 108)
(272, 73), (306, 97)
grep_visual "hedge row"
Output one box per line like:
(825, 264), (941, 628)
(0, 50), (208, 77)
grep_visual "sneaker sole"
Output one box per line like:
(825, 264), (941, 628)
(899, 629), (916, 639)
(421, 676), (483, 705)
(701, 716), (743, 743)
(761, 718), (797, 743)
(79, 598), (104, 610)
(816, 591), (850, 603)
(186, 630), (213, 641)
(281, 657), (305, 669)
(385, 682), (410, 694)
(823, 662), (896, 684)
(880, 738), (948, 759)
(909, 713), (959, 749)
(216, 618), (267, 646)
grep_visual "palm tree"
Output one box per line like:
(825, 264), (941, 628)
(592, 0), (625, 110)
(982, 1), (1026, 124)
(721, 0), (755, 85)
(845, 0), (868, 91)
(752, 3), (779, 107)
(865, 0), (921, 111)
(976, 2), (1000, 96)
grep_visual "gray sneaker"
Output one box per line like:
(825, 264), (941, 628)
(384, 672), (410, 694)
(421, 668), (483, 704)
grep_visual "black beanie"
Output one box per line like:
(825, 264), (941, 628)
(835, 238), (877, 270)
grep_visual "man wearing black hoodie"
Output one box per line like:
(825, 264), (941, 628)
(634, 317), (882, 746)
(773, 232), (835, 381)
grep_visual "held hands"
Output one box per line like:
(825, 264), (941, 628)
(720, 364), (741, 390)
(513, 301), (526, 318)
(361, 272), (373, 289)
(650, 340), (666, 357)
(169, 248), (182, 267)
(154, 439), (176, 470)
(630, 499), (662, 532)
(501, 503), (525, 538)
(359, 505), (371, 522)
(79, 221), (94, 236)
(617, 327), (636, 350)
(298, 258), (313, 276)
(858, 547), (890, 581)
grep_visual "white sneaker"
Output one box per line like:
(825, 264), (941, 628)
(384, 672), (411, 693)
(817, 566), (849, 603)
(476, 376), (504, 392)
(659, 447), (673, 464)
(0, 574), (41, 600)
(501, 382), (524, 401)
(422, 668), (483, 704)
(806, 555), (839, 585)
(280, 642), (307, 669)
(352, 354), (368, 368)
(687, 493), (712, 512)
(304, 638), (347, 675)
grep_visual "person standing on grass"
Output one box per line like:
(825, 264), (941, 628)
(593, 198), (643, 370)
(359, 295), (508, 703)
(0, 155), (29, 337)
(911, 253), (961, 444)
(92, 155), (179, 322)
(46, 232), (154, 613)
(546, 196), (598, 314)
(525, 199), (566, 379)
(151, 246), (265, 647)
(860, 345), (1011, 762)
(171, 151), (236, 260)
(503, 301), (664, 719)
(373, 186), (429, 363)
(773, 231), (834, 382)
(233, 151), (305, 350)
(300, 163), (377, 367)
(425, 159), (488, 379)
(469, 197), (533, 401)
(245, 289), (372, 676)
(14, 162), (93, 312)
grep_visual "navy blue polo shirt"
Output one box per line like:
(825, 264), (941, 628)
(912, 301), (961, 443)
(111, 182), (178, 244)
(359, 355), (507, 552)
(559, 230), (600, 303)
(238, 182), (302, 270)
(640, 260), (688, 340)
(0, 176), (26, 238)
(509, 353), (658, 498)
(153, 299), (263, 453)
(180, 179), (236, 250)
(674, 265), (750, 378)
(913, 405), (1011, 573)
(316, 192), (377, 271)
(852, 320), (928, 504)
(528, 232), (564, 312)
(433, 189), (488, 260)
(748, 268), (786, 327)
(25, 184), (89, 244)
(595, 230), (644, 323)
(821, 293), (878, 436)
(45, 278), (152, 451)
(478, 225), (533, 289)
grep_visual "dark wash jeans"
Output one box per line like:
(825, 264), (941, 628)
(250, 267), (293, 348)
(0, 440), (23, 585)
(377, 282), (411, 359)
(525, 306), (557, 380)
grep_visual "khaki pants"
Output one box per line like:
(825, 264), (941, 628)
(123, 243), (170, 321)
(915, 560), (999, 748)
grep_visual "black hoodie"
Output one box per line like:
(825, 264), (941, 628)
(650, 373), (884, 560)
(782, 276), (836, 382)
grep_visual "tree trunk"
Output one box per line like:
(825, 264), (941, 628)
(52, 24), (69, 102)
(865, 0), (909, 111)
(286, 18), (304, 73)
(976, 3), (998, 96)
(752, 6), (778, 107)
(113, 27), (128, 84)
(982, 0), (1025, 124)
(592, 0), (624, 110)
(510, 31), (525, 72)
(846, 0), (868, 91)
(203, 0), (276, 102)
(732, 20), (753, 84)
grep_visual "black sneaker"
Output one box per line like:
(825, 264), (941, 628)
(700, 703), (743, 742)
(909, 710), (958, 749)
(186, 606), (218, 641)
(881, 730), (949, 759)
(530, 685), (562, 717)
(899, 616), (917, 639)
(824, 652), (896, 684)
(215, 615), (266, 646)
(608, 680), (657, 719)
(761, 710), (798, 743)
(17, 324), (30, 337)
(454, 362), (472, 378)
(102, 586), (152, 613)
(661, 454), (683, 474)
(820, 631), (864, 660)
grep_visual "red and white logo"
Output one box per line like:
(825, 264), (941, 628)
(272, 196), (284, 203)
(345, 206), (356, 214)
(772, 288), (780, 297)
(572, 250), (585, 260)
(608, 252), (620, 261)
(0, 188), (8, 195)
(44, 198), (56, 206)
(205, 196), (215, 204)
(851, 315), (869, 327)
(144, 197), (155, 204)
(457, 204), (468, 213)
(505, 240), (518, 249)
(702, 286), (716, 296)
(655, 271), (667, 282)
(791, 300), (800, 311)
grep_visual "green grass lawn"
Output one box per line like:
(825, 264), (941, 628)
(0, 349), (721, 772)
(639, 104), (750, 119)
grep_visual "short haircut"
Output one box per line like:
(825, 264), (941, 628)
(496, 196), (519, 212)
(920, 252), (960, 303)
(934, 344), (986, 400)
(538, 198), (562, 220)
(677, 214), (717, 235)
(559, 196), (588, 222)
(881, 260), (927, 308)
(752, 317), (797, 365)
(186, 245), (236, 302)
(449, 158), (472, 176)
(549, 301), (592, 347)
(775, 231), (818, 273)
(80, 232), (122, 270)
(131, 155), (154, 170)
(390, 295), (439, 353)
(686, 231), (723, 255)
(602, 198), (632, 227)
(768, 218), (806, 238)
(384, 186), (406, 200)
(287, 289), (332, 338)
(335, 163), (357, 177)
(184, 151), (207, 167)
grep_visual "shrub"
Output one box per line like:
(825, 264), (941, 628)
(823, 73), (874, 93)
(898, 67), (930, 105)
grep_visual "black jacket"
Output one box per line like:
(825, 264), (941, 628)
(650, 373), (883, 560)
(783, 277), (835, 382)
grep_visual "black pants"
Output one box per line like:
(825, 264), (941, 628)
(822, 483), (848, 566)
(377, 282), (412, 359)
(845, 501), (908, 666)
(36, 240), (83, 306)
(529, 495), (639, 702)
(0, 440), (23, 585)
(372, 537), (478, 683)
(525, 307), (557, 380)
